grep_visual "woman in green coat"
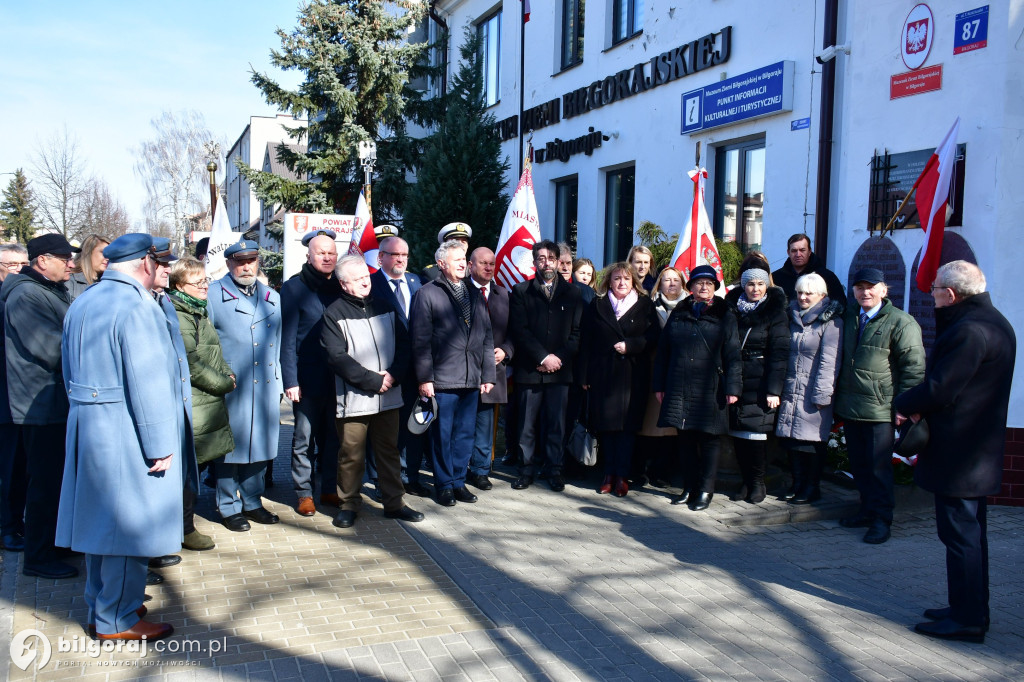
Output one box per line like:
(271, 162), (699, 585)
(168, 257), (236, 550)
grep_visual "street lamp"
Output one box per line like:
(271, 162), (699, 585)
(357, 140), (377, 206)
(207, 161), (218, 220)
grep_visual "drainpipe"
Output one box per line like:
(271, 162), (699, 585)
(814, 0), (839, 264)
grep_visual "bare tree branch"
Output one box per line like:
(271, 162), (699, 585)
(32, 125), (89, 238)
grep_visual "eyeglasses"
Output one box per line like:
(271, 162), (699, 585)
(185, 278), (212, 288)
(691, 280), (716, 288)
(43, 254), (75, 263)
(1, 261), (28, 269)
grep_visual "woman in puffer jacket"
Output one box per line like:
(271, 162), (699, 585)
(775, 273), (843, 504)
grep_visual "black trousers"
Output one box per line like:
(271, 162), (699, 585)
(599, 431), (634, 478)
(844, 420), (895, 524)
(22, 423), (67, 567)
(935, 495), (989, 627)
(517, 384), (569, 477)
(732, 438), (767, 485)
(0, 422), (27, 537)
(679, 430), (721, 494)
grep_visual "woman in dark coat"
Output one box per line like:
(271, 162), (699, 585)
(168, 257), (236, 551)
(653, 265), (741, 511)
(581, 263), (658, 497)
(725, 268), (790, 504)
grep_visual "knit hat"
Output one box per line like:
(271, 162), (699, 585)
(740, 268), (770, 288)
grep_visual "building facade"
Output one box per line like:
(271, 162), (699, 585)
(429, 0), (1024, 502)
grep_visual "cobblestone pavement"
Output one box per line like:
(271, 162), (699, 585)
(2, 419), (1022, 680)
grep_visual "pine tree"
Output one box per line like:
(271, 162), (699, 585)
(238, 0), (429, 222)
(403, 28), (511, 269)
(0, 169), (38, 244)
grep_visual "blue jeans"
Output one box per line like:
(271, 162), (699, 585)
(432, 389), (477, 491)
(216, 461), (268, 517)
(470, 402), (496, 476)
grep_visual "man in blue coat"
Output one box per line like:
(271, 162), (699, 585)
(207, 240), (283, 531)
(57, 233), (193, 641)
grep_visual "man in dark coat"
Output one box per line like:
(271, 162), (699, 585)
(466, 247), (514, 491)
(895, 261), (1015, 644)
(0, 243), (29, 552)
(2, 234), (78, 579)
(508, 240), (584, 492)
(771, 233), (845, 304)
(410, 240), (495, 506)
(282, 230), (342, 517)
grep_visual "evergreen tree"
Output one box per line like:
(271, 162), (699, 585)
(0, 169), (38, 244)
(403, 29), (511, 269)
(238, 0), (429, 223)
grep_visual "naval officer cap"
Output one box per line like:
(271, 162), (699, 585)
(301, 229), (337, 246)
(375, 224), (399, 240)
(103, 233), (155, 263)
(437, 222), (472, 244)
(224, 239), (260, 260)
(151, 237), (178, 264)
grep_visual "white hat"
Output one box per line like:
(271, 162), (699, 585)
(437, 222), (472, 244)
(374, 224), (399, 240)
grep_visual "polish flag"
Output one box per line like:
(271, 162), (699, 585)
(349, 189), (379, 273)
(670, 166), (724, 285)
(522, 0), (531, 22)
(914, 117), (960, 293)
(494, 161), (541, 290)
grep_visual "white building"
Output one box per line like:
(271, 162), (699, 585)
(224, 113), (308, 244)
(428, 0), (1024, 501)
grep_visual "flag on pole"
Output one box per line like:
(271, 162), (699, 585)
(914, 117), (960, 293)
(669, 166), (724, 284)
(522, 0), (531, 22)
(349, 189), (379, 273)
(494, 154), (541, 290)
(204, 197), (241, 282)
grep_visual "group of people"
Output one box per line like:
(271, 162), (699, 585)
(0, 221), (1014, 646)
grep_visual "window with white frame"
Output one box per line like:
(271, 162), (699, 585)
(478, 11), (501, 107)
(561, 0), (584, 70)
(612, 0), (643, 45)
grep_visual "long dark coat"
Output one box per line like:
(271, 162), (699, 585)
(281, 265), (342, 397)
(580, 295), (659, 432)
(410, 280), (496, 390)
(725, 286), (791, 433)
(477, 282), (514, 405)
(652, 295), (742, 435)
(509, 276), (583, 385)
(894, 293), (1016, 497)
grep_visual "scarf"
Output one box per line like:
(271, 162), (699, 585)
(440, 277), (472, 329)
(656, 293), (682, 312)
(169, 288), (208, 310)
(736, 294), (767, 314)
(298, 262), (342, 296)
(609, 290), (638, 320)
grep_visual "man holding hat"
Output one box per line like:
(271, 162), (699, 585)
(835, 268), (924, 544)
(57, 233), (193, 641)
(282, 230), (342, 517)
(207, 240), (283, 531)
(1, 233), (79, 579)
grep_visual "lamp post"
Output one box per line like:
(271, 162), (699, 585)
(206, 161), (218, 220)
(357, 140), (377, 211)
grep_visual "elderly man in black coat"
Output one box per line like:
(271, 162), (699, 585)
(895, 261), (1016, 644)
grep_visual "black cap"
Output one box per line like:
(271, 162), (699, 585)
(685, 264), (721, 291)
(27, 234), (79, 261)
(301, 229), (337, 246)
(407, 396), (438, 435)
(852, 267), (885, 285)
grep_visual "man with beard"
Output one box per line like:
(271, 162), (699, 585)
(207, 240), (282, 531)
(509, 240), (583, 492)
(282, 230), (342, 517)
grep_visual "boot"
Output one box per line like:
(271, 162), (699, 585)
(781, 449), (804, 501)
(598, 475), (614, 494)
(791, 452), (821, 505)
(746, 479), (767, 504)
(182, 530), (215, 551)
(729, 483), (749, 502)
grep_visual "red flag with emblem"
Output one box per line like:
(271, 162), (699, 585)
(494, 156), (541, 290)
(348, 189), (379, 273)
(670, 166), (723, 284)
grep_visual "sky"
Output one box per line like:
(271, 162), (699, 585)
(0, 1), (305, 226)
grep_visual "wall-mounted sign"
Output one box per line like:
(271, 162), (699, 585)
(954, 6), (989, 55)
(902, 4), (935, 70)
(680, 61), (794, 134)
(890, 64), (942, 98)
(282, 213), (354, 279)
(791, 117), (811, 131)
(866, 144), (965, 233)
(534, 128), (606, 164)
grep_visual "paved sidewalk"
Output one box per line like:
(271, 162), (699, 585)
(2, 422), (1022, 680)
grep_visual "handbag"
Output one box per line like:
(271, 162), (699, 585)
(568, 421), (598, 466)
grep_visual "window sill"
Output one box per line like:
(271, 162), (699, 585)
(604, 29), (644, 53)
(555, 60), (584, 77)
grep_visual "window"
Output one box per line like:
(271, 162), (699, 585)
(604, 166), (636, 264)
(478, 11), (501, 107)
(554, 177), (579, 252)
(714, 139), (765, 254)
(561, 0), (585, 70)
(612, 0), (643, 44)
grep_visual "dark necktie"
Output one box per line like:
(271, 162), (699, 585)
(481, 285), (489, 309)
(857, 311), (868, 343)
(391, 278), (406, 316)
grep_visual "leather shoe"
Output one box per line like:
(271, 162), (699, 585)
(437, 488), (456, 507)
(320, 493), (341, 507)
(728, 484), (748, 502)
(96, 619), (174, 642)
(148, 555), (181, 569)
(689, 492), (713, 511)
(745, 480), (767, 504)
(548, 475), (565, 492)
(89, 606), (148, 636)
(332, 510), (357, 528)
(2, 533), (25, 552)
(222, 513), (251, 532)
(296, 497), (316, 516)
(924, 607), (989, 632)
(790, 486), (821, 505)
(453, 487), (478, 503)
(863, 519), (891, 544)
(23, 561), (78, 580)
(598, 475), (614, 495)
(511, 476), (533, 490)
(613, 477), (629, 498)
(839, 512), (875, 528)
(914, 617), (985, 643)
(384, 506), (425, 522)
(467, 474), (493, 491)
(404, 482), (431, 497)
(146, 570), (164, 586)
(243, 507), (280, 525)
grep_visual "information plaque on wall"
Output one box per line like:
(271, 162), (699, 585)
(867, 144), (966, 233)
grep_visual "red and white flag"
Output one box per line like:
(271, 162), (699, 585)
(522, 0), (531, 23)
(348, 189), (379, 273)
(670, 166), (723, 284)
(494, 160), (541, 290)
(914, 117), (960, 292)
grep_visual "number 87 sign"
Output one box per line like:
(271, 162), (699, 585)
(954, 5), (988, 55)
